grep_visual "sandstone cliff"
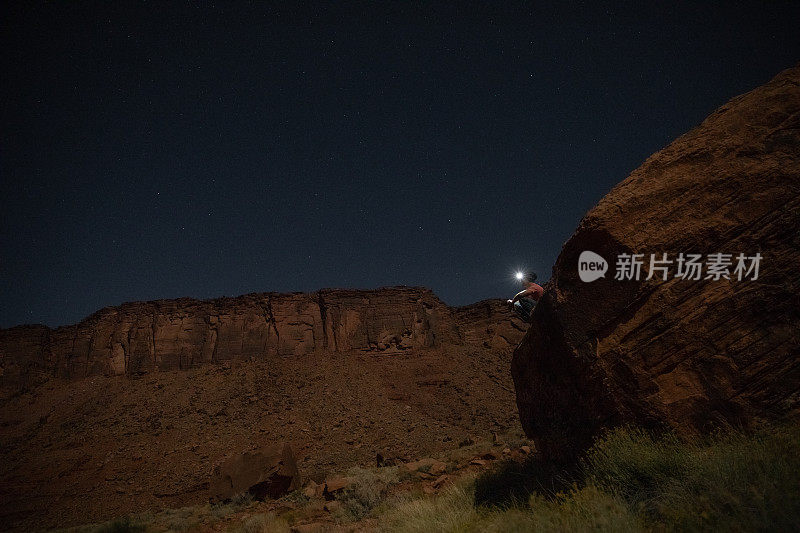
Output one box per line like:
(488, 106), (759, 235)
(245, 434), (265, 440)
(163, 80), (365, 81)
(0, 289), (525, 530)
(512, 64), (800, 459)
(0, 287), (522, 389)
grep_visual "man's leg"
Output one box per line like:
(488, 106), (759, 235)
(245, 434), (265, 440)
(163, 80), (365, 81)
(513, 300), (532, 323)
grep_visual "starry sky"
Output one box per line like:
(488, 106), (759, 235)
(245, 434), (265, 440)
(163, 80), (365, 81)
(2, 2), (799, 328)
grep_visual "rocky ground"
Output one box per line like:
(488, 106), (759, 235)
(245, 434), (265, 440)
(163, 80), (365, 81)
(64, 432), (535, 533)
(0, 341), (524, 531)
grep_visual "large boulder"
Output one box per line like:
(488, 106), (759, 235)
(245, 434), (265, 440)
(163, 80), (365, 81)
(512, 64), (800, 460)
(209, 443), (300, 501)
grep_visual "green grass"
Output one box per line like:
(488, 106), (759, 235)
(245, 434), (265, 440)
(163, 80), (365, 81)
(383, 422), (800, 532)
(332, 465), (402, 521)
(584, 423), (800, 531)
(382, 480), (478, 532)
(234, 512), (291, 533)
(473, 456), (577, 508)
(382, 480), (641, 533)
(91, 517), (146, 533)
(66, 423), (800, 532)
(209, 490), (254, 518)
(57, 511), (153, 533)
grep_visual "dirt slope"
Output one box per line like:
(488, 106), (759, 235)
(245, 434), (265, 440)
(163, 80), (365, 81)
(0, 290), (526, 530)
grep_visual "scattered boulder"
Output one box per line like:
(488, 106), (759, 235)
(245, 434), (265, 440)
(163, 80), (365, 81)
(210, 443), (299, 502)
(303, 481), (320, 499)
(458, 436), (475, 448)
(432, 474), (448, 489)
(376, 451), (406, 467)
(512, 64), (800, 460)
(429, 460), (447, 475)
(322, 477), (352, 500)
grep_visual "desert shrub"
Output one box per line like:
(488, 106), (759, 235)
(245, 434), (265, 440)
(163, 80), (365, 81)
(76, 424), (800, 533)
(521, 486), (642, 532)
(464, 486), (642, 533)
(382, 481), (477, 533)
(236, 512), (290, 533)
(278, 488), (310, 505)
(208, 490), (255, 519)
(160, 506), (200, 531)
(583, 423), (800, 531)
(583, 426), (688, 506)
(90, 515), (146, 533)
(335, 467), (391, 521)
(450, 423), (800, 532)
(232, 490), (255, 507)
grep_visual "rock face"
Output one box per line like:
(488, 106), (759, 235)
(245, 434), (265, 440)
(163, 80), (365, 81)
(0, 287), (523, 389)
(453, 299), (528, 351)
(210, 443), (299, 501)
(512, 65), (800, 459)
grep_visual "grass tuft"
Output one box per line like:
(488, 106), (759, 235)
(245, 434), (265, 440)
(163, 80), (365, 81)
(89, 515), (147, 533)
(334, 466), (399, 521)
(584, 423), (800, 531)
(382, 480), (477, 533)
(474, 456), (576, 508)
(386, 422), (800, 532)
(236, 512), (290, 533)
(68, 423), (800, 533)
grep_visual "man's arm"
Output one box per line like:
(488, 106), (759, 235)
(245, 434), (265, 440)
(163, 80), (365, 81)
(510, 287), (537, 304)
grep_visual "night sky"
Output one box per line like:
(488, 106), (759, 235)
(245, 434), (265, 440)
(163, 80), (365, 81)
(2, 2), (799, 328)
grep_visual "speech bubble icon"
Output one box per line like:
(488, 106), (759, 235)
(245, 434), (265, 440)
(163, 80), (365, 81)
(578, 251), (608, 282)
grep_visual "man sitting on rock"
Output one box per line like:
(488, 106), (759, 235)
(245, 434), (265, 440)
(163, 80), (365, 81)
(508, 273), (544, 323)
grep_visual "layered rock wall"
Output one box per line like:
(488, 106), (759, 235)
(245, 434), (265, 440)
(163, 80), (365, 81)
(1, 287), (521, 388)
(511, 65), (800, 459)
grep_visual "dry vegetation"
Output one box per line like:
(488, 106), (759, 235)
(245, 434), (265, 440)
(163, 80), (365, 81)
(64, 422), (800, 532)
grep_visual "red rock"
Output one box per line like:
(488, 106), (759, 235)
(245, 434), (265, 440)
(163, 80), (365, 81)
(429, 460), (447, 475)
(322, 476), (352, 499)
(302, 481), (319, 499)
(403, 457), (437, 472)
(511, 64), (800, 460)
(209, 443), (299, 501)
(0, 288), (523, 389)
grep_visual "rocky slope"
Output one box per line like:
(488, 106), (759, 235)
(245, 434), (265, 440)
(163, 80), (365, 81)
(0, 287), (526, 530)
(0, 287), (521, 391)
(512, 64), (800, 459)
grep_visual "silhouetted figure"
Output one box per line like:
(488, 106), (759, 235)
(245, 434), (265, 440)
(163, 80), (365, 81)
(507, 273), (543, 323)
